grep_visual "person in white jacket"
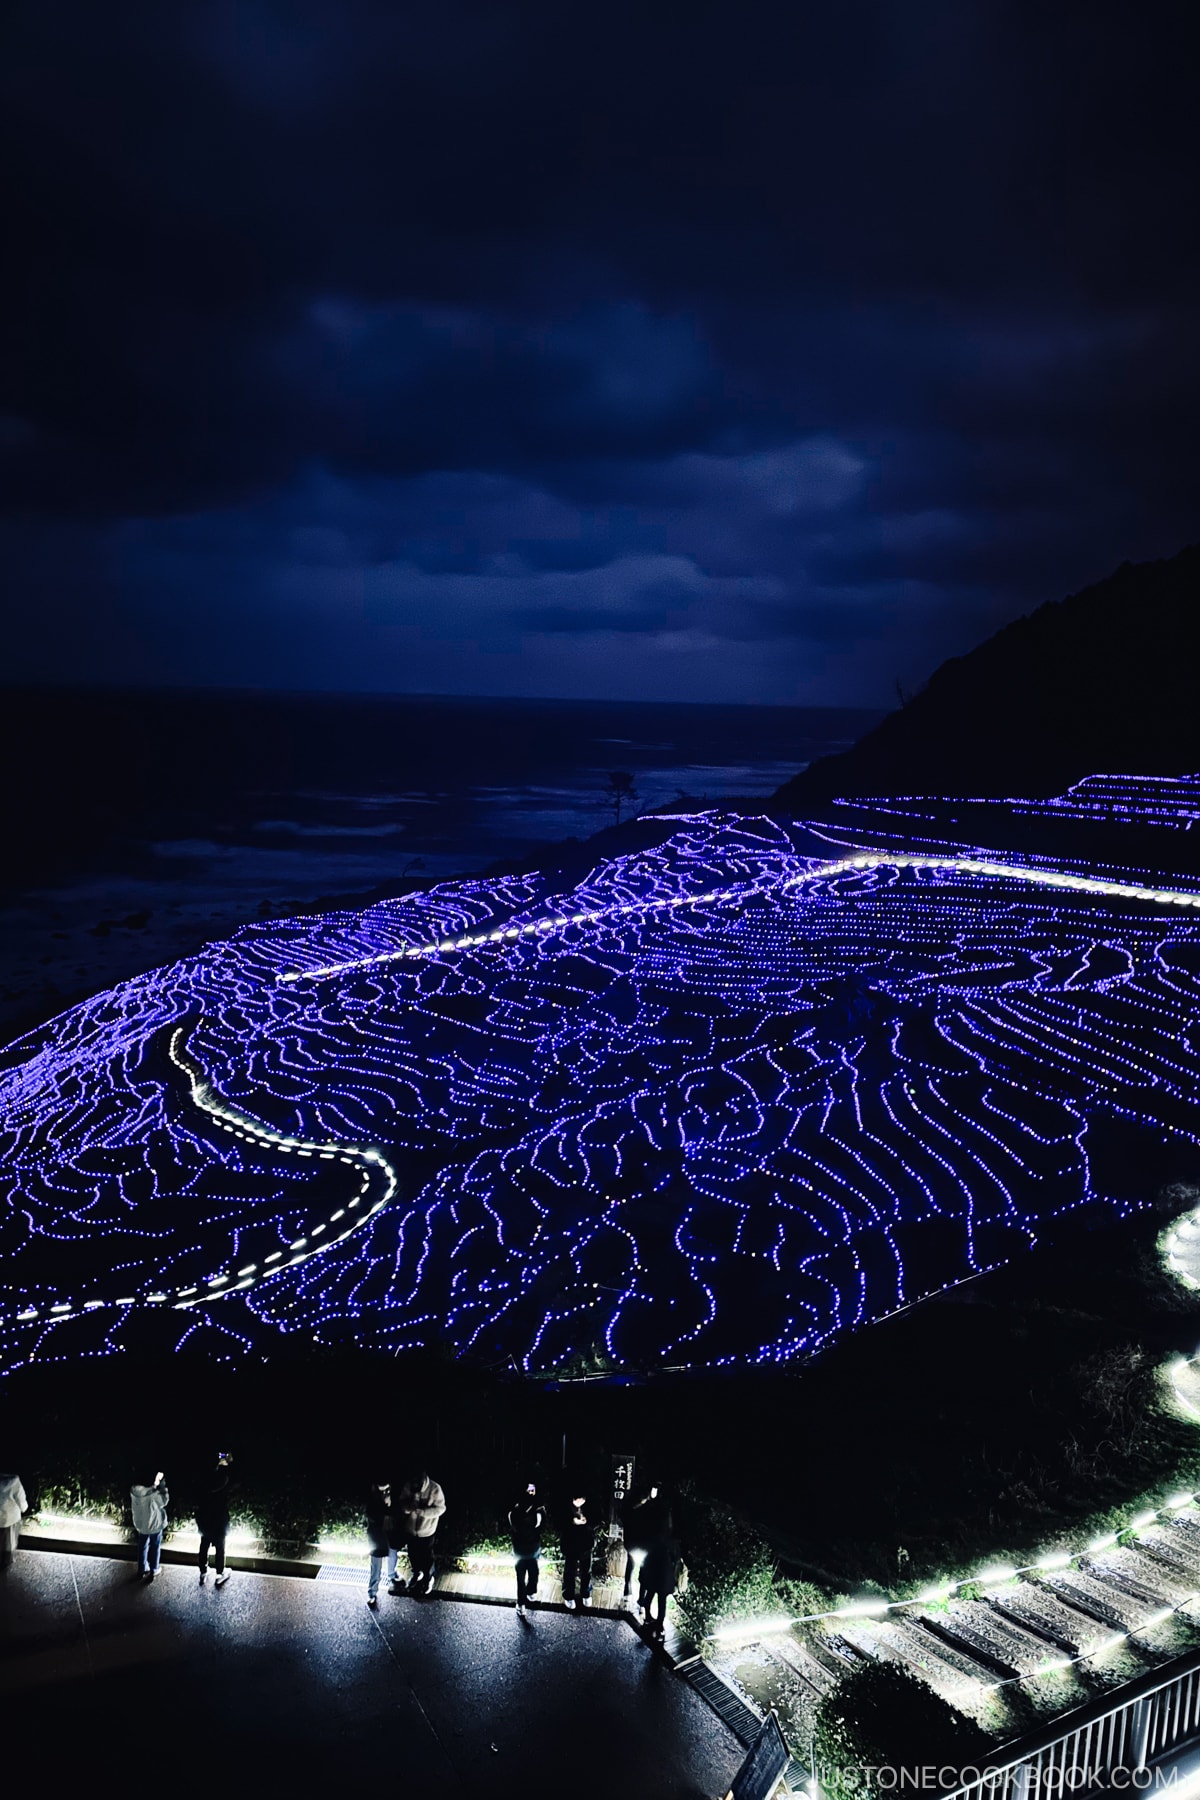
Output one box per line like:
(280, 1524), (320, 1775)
(0, 1471), (28, 1568)
(391, 1469), (445, 1597)
(130, 1470), (170, 1580)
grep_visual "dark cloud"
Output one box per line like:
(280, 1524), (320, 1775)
(2, 0), (1197, 701)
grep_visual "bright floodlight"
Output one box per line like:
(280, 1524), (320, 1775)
(712, 1614), (796, 1644)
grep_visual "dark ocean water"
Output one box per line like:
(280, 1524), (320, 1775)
(4, 689), (882, 904)
(0, 690), (882, 1036)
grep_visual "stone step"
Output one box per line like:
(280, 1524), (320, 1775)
(913, 1608), (1023, 1679)
(764, 1635), (838, 1698)
(840, 1617), (995, 1702)
(1041, 1570), (1150, 1631)
(991, 1585), (1102, 1656)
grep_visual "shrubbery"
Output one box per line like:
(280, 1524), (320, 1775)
(669, 1484), (827, 1640)
(671, 1485), (777, 1639)
(813, 1662), (989, 1800)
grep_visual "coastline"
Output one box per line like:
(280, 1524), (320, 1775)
(0, 798), (732, 1050)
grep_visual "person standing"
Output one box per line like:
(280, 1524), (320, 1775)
(366, 1479), (398, 1608)
(393, 1468), (445, 1597)
(562, 1493), (595, 1611)
(131, 1470), (169, 1580)
(621, 1482), (667, 1610)
(508, 1480), (544, 1616)
(640, 1529), (682, 1640)
(0, 1470), (28, 1569)
(197, 1451), (232, 1588)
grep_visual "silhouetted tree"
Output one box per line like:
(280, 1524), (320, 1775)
(603, 770), (638, 826)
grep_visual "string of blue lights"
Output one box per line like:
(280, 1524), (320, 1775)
(3, 796), (1200, 1375)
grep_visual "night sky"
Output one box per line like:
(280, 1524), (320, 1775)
(4, 1), (1196, 705)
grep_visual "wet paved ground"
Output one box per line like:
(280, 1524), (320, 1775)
(1, 1550), (740, 1798)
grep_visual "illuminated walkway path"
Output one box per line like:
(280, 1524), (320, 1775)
(1, 1549), (740, 1800)
(279, 850), (1200, 986)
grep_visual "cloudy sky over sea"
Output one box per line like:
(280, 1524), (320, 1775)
(4, 0), (1197, 705)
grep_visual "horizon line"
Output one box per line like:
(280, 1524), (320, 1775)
(0, 679), (892, 713)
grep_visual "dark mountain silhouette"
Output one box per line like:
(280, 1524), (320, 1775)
(774, 545), (1200, 803)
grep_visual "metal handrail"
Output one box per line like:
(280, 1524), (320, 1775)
(939, 1647), (1200, 1800)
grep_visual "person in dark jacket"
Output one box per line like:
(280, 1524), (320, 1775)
(621, 1481), (668, 1609)
(562, 1493), (594, 1611)
(640, 1531), (682, 1640)
(366, 1480), (398, 1608)
(508, 1480), (544, 1616)
(197, 1451), (232, 1588)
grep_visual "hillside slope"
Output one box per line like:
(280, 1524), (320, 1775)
(775, 545), (1200, 802)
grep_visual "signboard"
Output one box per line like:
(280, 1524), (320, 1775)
(610, 1452), (635, 1531)
(726, 1713), (791, 1800)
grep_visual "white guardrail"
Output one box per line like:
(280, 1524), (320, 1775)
(938, 1647), (1200, 1800)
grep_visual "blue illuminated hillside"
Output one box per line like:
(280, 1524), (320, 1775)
(3, 804), (1200, 1376)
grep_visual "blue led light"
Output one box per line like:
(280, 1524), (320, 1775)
(2, 797), (1200, 1374)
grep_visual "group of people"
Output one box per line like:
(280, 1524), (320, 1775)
(0, 1461), (232, 1584)
(504, 1481), (600, 1615)
(129, 1453), (233, 1583)
(365, 1469), (447, 1605)
(366, 1470), (684, 1639)
(4, 1455), (683, 1637)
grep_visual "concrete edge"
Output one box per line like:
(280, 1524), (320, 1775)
(16, 1534), (701, 1667)
(21, 1533), (320, 1580)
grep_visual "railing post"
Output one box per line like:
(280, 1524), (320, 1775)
(931, 1650), (1200, 1800)
(1129, 1697), (1152, 1778)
